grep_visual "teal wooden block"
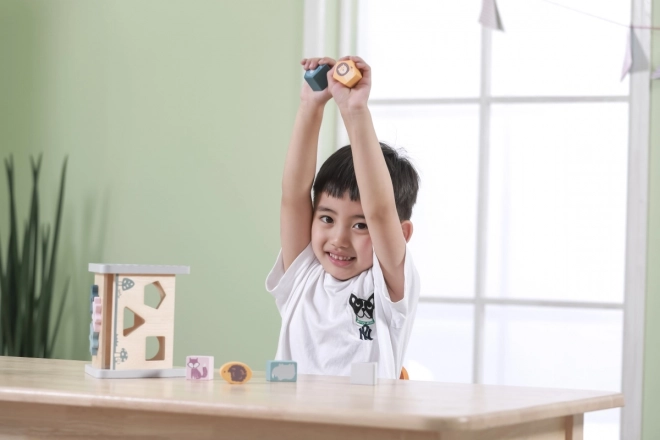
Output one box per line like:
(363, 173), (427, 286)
(303, 64), (330, 91)
(266, 360), (297, 382)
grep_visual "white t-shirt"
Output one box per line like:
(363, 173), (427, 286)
(265, 243), (420, 379)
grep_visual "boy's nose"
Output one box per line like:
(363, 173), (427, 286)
(330, 228), (350, 248)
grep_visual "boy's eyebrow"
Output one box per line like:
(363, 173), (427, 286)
(317, 206), (366, 219)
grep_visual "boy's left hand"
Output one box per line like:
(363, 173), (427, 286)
(328, 56), (371, 112)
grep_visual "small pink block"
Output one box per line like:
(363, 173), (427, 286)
(186, 355), (214, 380)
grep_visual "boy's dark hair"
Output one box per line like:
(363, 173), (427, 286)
(312, 143), (420, 221)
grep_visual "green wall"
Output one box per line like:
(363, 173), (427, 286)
(643, 2), (660, 439)
(0, 0), (304, 368)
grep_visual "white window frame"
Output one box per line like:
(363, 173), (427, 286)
(302, 1), (651, 438)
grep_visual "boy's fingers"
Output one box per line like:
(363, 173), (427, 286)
(301, 56), (338, 71)
(348, 56), (369, 69)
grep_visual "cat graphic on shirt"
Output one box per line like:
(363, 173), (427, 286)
(349, 293), (375, 340)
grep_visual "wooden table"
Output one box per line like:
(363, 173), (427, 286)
(0, 357), (622, 439)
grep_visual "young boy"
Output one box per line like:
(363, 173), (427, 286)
(265, 56), (421, 379)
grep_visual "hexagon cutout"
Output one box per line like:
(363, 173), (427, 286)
(144, 281), (166, 309)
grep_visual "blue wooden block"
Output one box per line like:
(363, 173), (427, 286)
(266, 360), (297, 382)
(303, 64), (330, 91)
(89, 322), (99, 356)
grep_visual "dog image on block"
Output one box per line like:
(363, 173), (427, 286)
(186, 355), (214, 380)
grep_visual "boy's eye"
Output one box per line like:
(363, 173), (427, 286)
(320, 215), (333, 224)
(353, 223), (368, 230)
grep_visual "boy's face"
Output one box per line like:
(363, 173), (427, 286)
(311, 192), (374, 281)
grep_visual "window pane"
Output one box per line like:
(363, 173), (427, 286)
(486, 103), (628, 303)
(492, 0), (631, 96)
(357, 0), (481, 99)
(370, 105), (479, 297)
(483, 306), (622, 438)
(404, 303), (473, 383)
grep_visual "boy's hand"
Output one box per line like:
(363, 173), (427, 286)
(300, 57), (336, 107)
(328, 56), (371, 112)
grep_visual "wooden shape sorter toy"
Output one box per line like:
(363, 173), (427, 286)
(85, 264), (190, 379)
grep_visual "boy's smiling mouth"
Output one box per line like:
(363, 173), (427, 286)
(327, 252), (355, 267)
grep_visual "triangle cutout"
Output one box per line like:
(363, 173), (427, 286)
(123, 307), (146, 337)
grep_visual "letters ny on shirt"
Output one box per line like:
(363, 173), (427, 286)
(349, 293), (375, 341)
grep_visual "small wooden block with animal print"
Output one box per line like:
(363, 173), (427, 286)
(219, 361), (252, 384)
(186, 355), (214, 380)
(351, 362), (377, 386)
(266, 360), (297, 382)
(332, 59), (362, 88)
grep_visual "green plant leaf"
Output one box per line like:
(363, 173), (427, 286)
(4, 156), (18, 355)
(1, 155), (68, 358)
(0, 234), (6, 355)
(47, 277), (69, 358)
(40, 157), (68, 356)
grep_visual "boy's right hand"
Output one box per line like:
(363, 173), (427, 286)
(300, 57), (336, 107)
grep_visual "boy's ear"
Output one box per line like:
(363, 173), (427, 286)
(401, 220), (413, 243)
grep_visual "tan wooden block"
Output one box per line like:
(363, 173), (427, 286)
(333, 60), (362, 88)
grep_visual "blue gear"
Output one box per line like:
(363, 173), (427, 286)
(89, 284), (98, 313)
(88, 322), (99, 356)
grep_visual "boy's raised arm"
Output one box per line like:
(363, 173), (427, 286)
(328, 56), (407, 302)
(281, 57), (336, 271)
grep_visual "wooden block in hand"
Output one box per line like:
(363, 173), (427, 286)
(304, 64), (331, 91)
(351, 362), (377, 385)
(266, 360), (297, 382)
(333, 60), (362, 88)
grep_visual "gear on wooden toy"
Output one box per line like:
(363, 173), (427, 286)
(118, 348), (128, 362)
(92, 297), (102, 332)
(88, 322), (99, 356)
(89, 284), (98, 313)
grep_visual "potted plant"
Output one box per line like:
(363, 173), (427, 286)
(0, 155), (69, 358)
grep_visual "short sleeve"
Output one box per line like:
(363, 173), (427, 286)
(371, 246), (420, 328)
(265, 243), (318, 315)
